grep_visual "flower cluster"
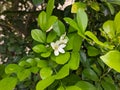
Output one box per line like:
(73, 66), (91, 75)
(50, 33), (68, 56)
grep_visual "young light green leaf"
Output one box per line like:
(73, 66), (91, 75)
(55, 52), (70, 64)
(17, 69), (31, 81)
(40, 67), (53, 79)
(32, 44), (47, 53)
(66, 86), (81, 90)
(103, 20), (115, 39)
(55, 64), (69, 79)
(100, 50), (120, 72)
(26, 58), (36, 66)
(76, 81), (96, 90)
(46, 0), (54, 19)
(57, 86), (65, 90)
(5, 64), (21, 74)
(37, 60), (48, 68)
(82, 68), (99, 81)
(64, 18), (79, 31)
(68, 52), (80, 70)
(114, 11), (120, 34)
(90, 2), (100, 11)
(38, 11), (47, 30)
(0, 77), (17, 90)
(53, 20), (65, 36)
(36, 76), (55, 90)
(31, 29), (46, 43)
(77, 9), (88, 33)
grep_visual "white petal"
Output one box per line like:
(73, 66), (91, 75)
(58, 47), (65, 53)
(59, 44), (66, 48)
(54, 50), (59, 56)
(51, 42), (55, 49)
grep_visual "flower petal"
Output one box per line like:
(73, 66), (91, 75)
(58, 47), (65, 53)
(54, 50), (59, 56)
(59, 44), (66, 48)
(51, 42), (55, 49)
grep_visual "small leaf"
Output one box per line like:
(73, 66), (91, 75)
(100, 50), (120, 72)
(41, 51), (51, 58)
(106, 2), (115, 15)
(40, 67), (53, 79)
(55, 64), (69, 79)
(64, 18), (79, 31)
(46, 0), (54, 18)
(57, 86), (65, 90)
(37, 60), (48, 68)
(66, 86), (81, 90)
(17, 69), (31, 81)
(90, 2), (100, 11)
(82, 68), (99, 81)
(32, 44), (47, 53)
(68, 52), (80, 70)
(87, 46), (100, 56)
(53, 20), (65, 36)
(31, 29), (46, 43)
(38, 11), (47, 30)
(76, 81), (96, 90)
(5, 64), (21, 74)
(0, 77), (17, 90)
(26, 58), (36, 66)
(103, 20), (115, 39)
(71, 2), (86, 13)
(77, 9), (88, 33)
(55, 52), (70, 64)
(36, 76), (55, 90)
(47, 31), (57, 43)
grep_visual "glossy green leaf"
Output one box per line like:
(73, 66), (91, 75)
(31, 29), (46, 43)
(46, 0), (54, 18)
(114, 11), (120, 34)
(90, 2), (100, 11)
(87, 46), (100, 56)
(37, 60), (48, 68)
(36, 76), (55, 90)
(17, 69), (31, 81)
(64, 18), (79, 31)
(38, 11), (47, 30)
(19, 61), (31, 67)
(30, 67), (39, 74)
(0, 77), (17, 90)
(66, 86), (81, 90)
(26, 58), (36, 66)
(106, 2), (115, 15)
(76, 81), (96, 90)
(53, 20), (65, 36)
(82, 68), (99, 81)
(40, 67), (53, 79)
(32, 44), (47, 53)
(55, 52), (70, 64)
(55, 64), (69, 79)
(77, 9), (88, 33)
(68, 52), (80, 70)
(103, 20), (115, 39)
(57, 86), (65, 90)
(41, 51), (51, 58)
(47, 31), (57, 43)
(5, 64), (21, 74)
(100, 50), (120, 72)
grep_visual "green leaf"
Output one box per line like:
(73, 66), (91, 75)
(76, 81), (96, 90)
(55, 64), (69, 79)
(64, 18), (79, 31)
(41, 51), (51, 58)
(37, 60), (48, 68)
(47, 31), (57, 43)
(87, 46), (100, 56)
(55, 52), (70, 64)
(36, 76), (55, 90)
(19, 61), (31, 67)
(71, 2), (86, 13)
(106, 2), (115, 15)
(100, 50), (120, 72)
(32, 44), (47, 53)
(5, 64), (21, 74)
(30, 67), (39, 73)
(0, 77), (17, 90)
(82, 68), (99, 81)
(57, 86), (65, 90)
(46, 0), (54, 18)
(53, 20), (65, 36)
(109, 0), (120, 5)
(66, 86), (81, 90)
(38, 11), (47, 30)
(32, 0), (43, 5)
(103, 20), (115, 39)
(40, 67), (53, 79)
(26, 58), (36, 66)
(17, 69), (31, 81)
(90, 2), (100, 11)
(68, 52), (80, 70)
(31, 29), (46, 43)
(114, 11), (120, 34)
(77, 9), (88, 33)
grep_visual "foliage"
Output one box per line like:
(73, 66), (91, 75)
(0, 0), (120, 90)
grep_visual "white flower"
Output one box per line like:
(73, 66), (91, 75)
(50, 33), (68, 56)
